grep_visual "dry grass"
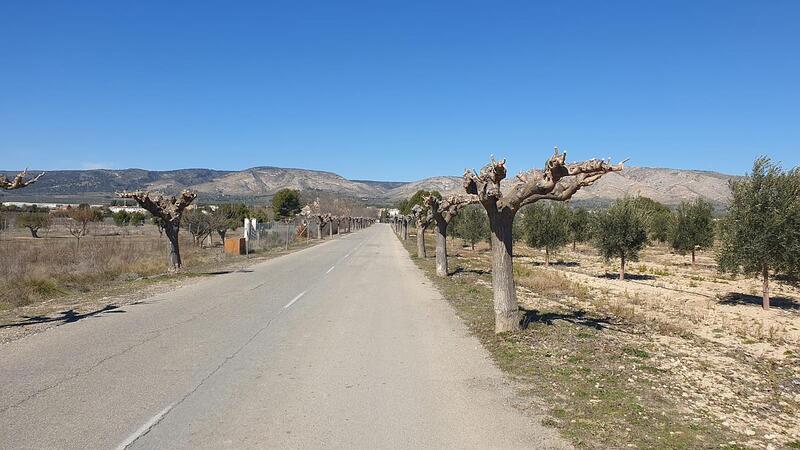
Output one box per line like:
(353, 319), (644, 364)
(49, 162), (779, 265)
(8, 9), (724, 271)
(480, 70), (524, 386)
(0, 232), (213, 309)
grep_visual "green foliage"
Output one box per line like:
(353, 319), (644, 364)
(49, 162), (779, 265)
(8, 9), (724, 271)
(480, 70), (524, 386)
(630, 196), (672, 242)
(717, 157), (800, 281)
(129, 212), (146, 226)
(568, 207), (591, 247)
(112, 210), (131, 226)
(272, 188), (302, 219)
(669, 199), (715, 257)
(451, 205), (489, 249)
(251, 206), (272, 223)
(213, 203), (250, 231)
(592, 197), (649, 263)
(17, 211), (50, 236)
(399, 190), (441, 215)
(522, 203), (571, 262)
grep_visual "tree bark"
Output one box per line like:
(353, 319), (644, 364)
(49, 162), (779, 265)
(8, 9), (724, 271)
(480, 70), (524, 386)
(164, 222), (182, 270)
(28, 227), (40, 238)
(416, 225), (427, 258)
(545, 248), (550, 266)
(691, 249), (696, 265)
(435, 219), (448, 277)
(619, 254), (626, 280)
(488, 209), (519, 332)
(762, 264), (770, 310)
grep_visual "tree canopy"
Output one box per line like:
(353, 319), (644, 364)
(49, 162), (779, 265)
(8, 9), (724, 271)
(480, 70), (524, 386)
(451, 204), (489, 250)
(521, 203), (570, 265)
(669, 199), (715, 264)
(592, 197), (649, 280)
(717, 157), (800, 309)
(272, 189), (302, 219)
(399, 190), (441, 215)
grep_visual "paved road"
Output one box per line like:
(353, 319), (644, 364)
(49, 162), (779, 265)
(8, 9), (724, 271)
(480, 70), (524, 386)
(0, 224), (568, 449)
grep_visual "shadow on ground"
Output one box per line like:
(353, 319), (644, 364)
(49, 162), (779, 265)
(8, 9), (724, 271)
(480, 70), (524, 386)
(0, 304), (125, 329)
(450, 267), (491, 276)
(520, 307), (615, 331)
(599, 272), (656, 281)
(719, 292), (800, 311)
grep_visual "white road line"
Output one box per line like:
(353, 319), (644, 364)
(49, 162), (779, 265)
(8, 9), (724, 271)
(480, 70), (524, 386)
(343, 250), (353, 259)
(283, 290), (307, 309)
(326, 266), (335, 274)
(116, 402), (176, 449)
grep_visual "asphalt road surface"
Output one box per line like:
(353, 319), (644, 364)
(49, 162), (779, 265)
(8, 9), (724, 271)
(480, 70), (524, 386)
(0, 224), (568, 449)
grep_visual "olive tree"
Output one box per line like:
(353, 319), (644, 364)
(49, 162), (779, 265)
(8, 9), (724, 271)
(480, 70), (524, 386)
(117, 190), (197, 270)
(592, 197), (649, 280)
(452, 204), (490, 250)
(463, 150), (623, 332)
(669, 199), (714, 265)
(568, 207), (591, 250)
(17, 210), (50, 238)
(522, 203), (570, 266)
(717, 157), (800, 309)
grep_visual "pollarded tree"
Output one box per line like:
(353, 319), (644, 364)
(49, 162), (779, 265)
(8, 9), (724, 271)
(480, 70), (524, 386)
(425, 194), (478, 277)
(117, 190), (197, 270)
(464, 150), (623, 332)
(568, 206), (591, 250)
(593, 197), (649, 280)
(522, 203), (570, 266)
(411, 203), (433, 258)
(452, 204), (490, 251)
(669, 198), (714, 265)
(272, 188), (302, 219)
(0, 169), (45, 190)
(717, 157), (800, 309)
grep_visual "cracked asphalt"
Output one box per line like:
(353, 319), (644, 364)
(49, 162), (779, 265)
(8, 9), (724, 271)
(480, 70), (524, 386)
(0, 224), (568, 449)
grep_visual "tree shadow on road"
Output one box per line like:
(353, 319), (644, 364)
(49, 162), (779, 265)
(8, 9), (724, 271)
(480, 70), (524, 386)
(0, 304), (125, 329)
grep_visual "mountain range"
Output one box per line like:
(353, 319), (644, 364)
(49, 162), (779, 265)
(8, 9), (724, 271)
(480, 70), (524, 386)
(0, 165), (735, 208)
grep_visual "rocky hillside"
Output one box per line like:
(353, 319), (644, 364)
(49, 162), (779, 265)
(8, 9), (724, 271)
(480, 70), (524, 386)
(0, 165), (735, 207)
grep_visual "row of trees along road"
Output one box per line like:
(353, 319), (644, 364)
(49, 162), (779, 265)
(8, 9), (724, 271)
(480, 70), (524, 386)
(406, 152), (800, 332)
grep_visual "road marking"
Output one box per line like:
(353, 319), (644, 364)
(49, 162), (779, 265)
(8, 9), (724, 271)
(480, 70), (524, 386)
(116, 402), (175, 449)
(326, 266), (335, 274)
(284, 290), (307, 309)
(343, 250), (353, 259)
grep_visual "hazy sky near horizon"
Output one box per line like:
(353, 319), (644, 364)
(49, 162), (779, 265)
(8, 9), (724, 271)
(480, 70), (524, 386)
(1, 1), (798, 181)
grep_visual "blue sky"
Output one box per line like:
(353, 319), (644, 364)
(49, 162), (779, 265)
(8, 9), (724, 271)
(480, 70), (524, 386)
(1, 1), (798, 181)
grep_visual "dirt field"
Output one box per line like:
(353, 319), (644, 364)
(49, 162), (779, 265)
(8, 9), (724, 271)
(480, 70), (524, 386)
(404, 230), (800, 449)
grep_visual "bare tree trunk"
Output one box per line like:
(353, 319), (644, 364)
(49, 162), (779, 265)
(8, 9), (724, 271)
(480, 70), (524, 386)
(28, 227), (40, 238)
(164, 222), (182, 270)
(545, 248), (550, 266)
(416, 225), (426, 258)
(435, 219), (448, 277)
(329, 222), (333, 238)
(762, 265), (770, 310)
(285, 223), (289, 250)
(691, 249), (696, 266)
(619, 254), (626, 280)
(403, 221), (409, 240)
(317, 222), (322, 239)
(488, 209), (519, 332)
